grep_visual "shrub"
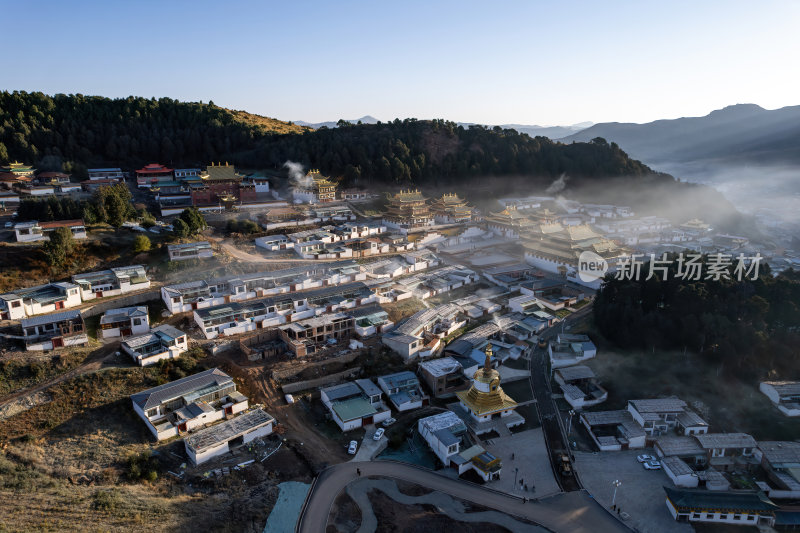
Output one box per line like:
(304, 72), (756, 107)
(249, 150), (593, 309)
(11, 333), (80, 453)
(132, 235), (151, 253)
(93, 488), (122, 510)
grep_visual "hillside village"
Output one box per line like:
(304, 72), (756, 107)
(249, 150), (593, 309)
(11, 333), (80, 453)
(1, 160), (800, 533)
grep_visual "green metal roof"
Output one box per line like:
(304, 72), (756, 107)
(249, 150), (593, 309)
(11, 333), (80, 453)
(331, 397), (377, 422)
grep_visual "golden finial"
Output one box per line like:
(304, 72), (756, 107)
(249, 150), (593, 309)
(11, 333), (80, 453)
(483, 343), (493, 373)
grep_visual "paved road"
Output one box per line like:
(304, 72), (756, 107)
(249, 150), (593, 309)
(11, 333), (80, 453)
(297, 460), (629, 533)
(528, 306), (594, 492)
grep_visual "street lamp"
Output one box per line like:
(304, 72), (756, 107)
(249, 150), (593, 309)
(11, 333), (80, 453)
(567, 409), (576, 436)
(611, 479), (622, 508)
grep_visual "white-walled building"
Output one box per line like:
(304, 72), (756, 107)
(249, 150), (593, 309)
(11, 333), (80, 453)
(760, 381), (800, 417)
(0, 282), (82, 320)
(192, 282), (376, 339)
(160, 261), (364, 315)
(19, 310), (89, 351)
(627, 398), (708, 437)
(131, 368), (249, 441)
(319, 380), (391, 431)
(14, 219), (87, 242)
(381, 304), (463, 361)
(377, 371), (428, 411)
(664, 487), (777, 527)
(548, 333), (597, 368)
(167, 241), (214, 261)
(121, 324), (188, 366)
(72, 265), (151, 301)
(184, 408), (275, 465)
(580, 410), (647, 451)
(99, 306), (150, 338)
(417, 411), (502, 481)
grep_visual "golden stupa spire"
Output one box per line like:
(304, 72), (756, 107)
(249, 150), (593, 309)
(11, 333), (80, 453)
(483, 343), (493, 373)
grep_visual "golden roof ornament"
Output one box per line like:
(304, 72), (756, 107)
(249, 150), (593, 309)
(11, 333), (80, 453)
(483, 343), (493, 373)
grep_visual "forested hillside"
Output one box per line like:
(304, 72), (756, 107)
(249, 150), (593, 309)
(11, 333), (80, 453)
(593, 258), (800, 379)
(0, 91), (306, 177)
(1, 91), (651, 189)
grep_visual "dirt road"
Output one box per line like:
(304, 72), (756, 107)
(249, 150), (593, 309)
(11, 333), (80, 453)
(0, 343), (121, 419)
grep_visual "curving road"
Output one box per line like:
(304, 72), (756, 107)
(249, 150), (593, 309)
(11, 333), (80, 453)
(296, 460), (630, 533)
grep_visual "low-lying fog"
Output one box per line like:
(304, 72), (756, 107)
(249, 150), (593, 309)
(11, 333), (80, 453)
(653, 161), (800, 230)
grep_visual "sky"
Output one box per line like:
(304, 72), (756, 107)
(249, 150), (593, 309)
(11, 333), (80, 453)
(1, 0), (799, 126)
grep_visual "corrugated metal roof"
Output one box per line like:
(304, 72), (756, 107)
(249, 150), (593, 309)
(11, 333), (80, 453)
(21, 309), (82, 328)
(131, 368), (233, 410)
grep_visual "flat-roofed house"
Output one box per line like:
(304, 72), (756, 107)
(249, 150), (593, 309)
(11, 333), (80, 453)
(664, 486), (777, 527)
(580, 410), (647, 451)
(88, 168), (124, 181)
(72, 265), (151, 301)
(377, 371), (429, 411)
(554, 365), (608, 410)
(418, 411), (502, 481)
(418, 357), (467, 398)
(121, 324), (188, 366)
(548, 333), (597, 368)
(278, 312), (355, 357)
(662, 456), (700, 488)
(168, 241), (214, 261)
(131, 368), (249, 441)
(627, 398), (708, 437)
(99, 306), (149, 338)
(184, 408), (274, 465)
(20, 310), (88, 351)
(14, 219), (86, 242)
(351, 305), (393, 337)
(760, 381), (800, 417)
(319, 380), (391, 431)
(192, 282), (375, 339)
(655, 436), (708, 466)
(0, 282), (82, 320)
(696, 433), (759, 472)
(381, 304), (463, 361)
(161, 261), (364, 315)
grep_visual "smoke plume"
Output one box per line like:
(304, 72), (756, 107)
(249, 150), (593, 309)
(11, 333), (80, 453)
(546, 173), (569, 194)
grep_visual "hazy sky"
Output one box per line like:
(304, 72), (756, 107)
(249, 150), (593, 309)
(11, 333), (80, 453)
(2, 1), (798, 126)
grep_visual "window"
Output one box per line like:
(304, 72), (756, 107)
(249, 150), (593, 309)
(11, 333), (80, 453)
(692, 513), (701, 519)
(133, 318), (142, 326)
(733, 514), (741, 520)
(720, 514), (728, 519)
(705, 513), (713, 519)
(11, 301), (20, 308)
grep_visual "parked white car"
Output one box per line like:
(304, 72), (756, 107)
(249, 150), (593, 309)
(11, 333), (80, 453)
(637, 454), (656, 463)
(284, 394), (295, 404)
(347, 440), (358, 455)
(642, 460), (662, 470)
(381, 417), (397, 428)
(373, 428), (385, 441)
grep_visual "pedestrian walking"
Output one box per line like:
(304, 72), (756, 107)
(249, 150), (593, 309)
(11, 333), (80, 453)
(356, 468), (361, 476)
(524, 483), (528, 491)
(617, 508), (621, 516)
(511, 453), (515, 460)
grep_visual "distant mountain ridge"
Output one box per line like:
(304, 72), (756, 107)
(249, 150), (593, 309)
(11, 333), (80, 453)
(295, 116), (379, 129)
(295, 116), (592, 139)
(559, 104), (800, 166)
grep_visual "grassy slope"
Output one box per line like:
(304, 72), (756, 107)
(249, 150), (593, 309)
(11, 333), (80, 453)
(226, 109), (310, 135)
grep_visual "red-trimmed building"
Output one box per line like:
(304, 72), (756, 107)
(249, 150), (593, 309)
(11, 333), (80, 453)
(190, 163), (257, 207)
(136, 163), (174, 188)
